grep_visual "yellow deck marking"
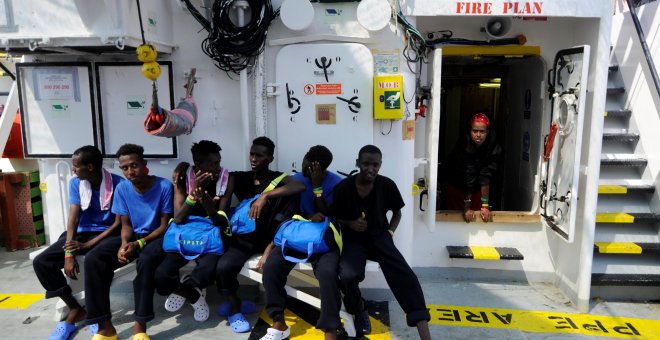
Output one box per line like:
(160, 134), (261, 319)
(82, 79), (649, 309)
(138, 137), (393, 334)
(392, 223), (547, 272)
(595, 242), (643, 254)
(596, 213), (635, 223)
(469, 246), (500, 260)
(428, 304), (660, 339)
(0, 294), (43, 309)
(598, 185), (628, 194)
(259, 308), (391, 339)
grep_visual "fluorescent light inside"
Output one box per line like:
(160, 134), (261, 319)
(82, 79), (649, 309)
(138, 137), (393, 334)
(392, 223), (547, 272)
(479, 83), (501, 88)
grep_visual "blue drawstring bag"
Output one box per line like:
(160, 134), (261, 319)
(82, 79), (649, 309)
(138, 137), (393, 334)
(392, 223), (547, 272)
(274, 215), (342, 263)
(229, 173), (288, 235)
(163, 215), (224, 260)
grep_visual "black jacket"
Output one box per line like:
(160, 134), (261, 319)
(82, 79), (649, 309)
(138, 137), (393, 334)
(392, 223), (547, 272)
(447, 132), (502, 193)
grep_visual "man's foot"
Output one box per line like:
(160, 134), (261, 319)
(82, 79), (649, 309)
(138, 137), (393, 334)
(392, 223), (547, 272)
(191, 288), (209, 322)
(164, 292), (186, 312)
(64, 307), (86, 324)
(259, 327), (290, 340)
(48, 321), (76, 340)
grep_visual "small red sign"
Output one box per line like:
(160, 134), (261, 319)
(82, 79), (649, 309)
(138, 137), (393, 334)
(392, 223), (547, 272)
(304, 84), (315, 95)
(315, 83), (342, 95)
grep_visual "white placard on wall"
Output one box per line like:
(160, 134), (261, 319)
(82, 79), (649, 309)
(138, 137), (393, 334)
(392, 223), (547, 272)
(96, 62), (177, 158)
(16, 62), (97, 158)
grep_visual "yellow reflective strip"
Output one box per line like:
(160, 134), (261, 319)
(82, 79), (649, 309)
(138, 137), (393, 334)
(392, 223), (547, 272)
(604, 111), (608, 117)
(598, 185), (627, 194)
(329, 222), (342, 253)
(596, 213), (635, 223)
(595, 242), (643, 254)
(0, 294), (44, 309)
(469, 246), (500, 260)
(428, 304), (660, 339)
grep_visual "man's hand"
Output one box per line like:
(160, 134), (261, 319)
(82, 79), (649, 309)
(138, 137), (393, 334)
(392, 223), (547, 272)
(63, 257), (79, 280)
(249, 195), (268, 220)
(480, 208), (493, 223)
(117, 242), (136, 264)
(309, 213), (325, 222)
(310, 161), (324, 188)
(194, 171), (214, 191)
(63, 239), (91, 252)
(350, 212), (368, 232)
(463, 209), (476, 223)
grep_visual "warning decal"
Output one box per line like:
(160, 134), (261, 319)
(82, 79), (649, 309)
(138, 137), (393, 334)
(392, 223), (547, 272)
(315, 84), (342, 95)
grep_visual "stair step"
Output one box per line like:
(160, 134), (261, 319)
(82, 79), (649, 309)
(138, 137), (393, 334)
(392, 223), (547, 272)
(604, 109), (631, 118)
(608, 64), (619, 72)
(602, 133), (639, 142)
(591, 273), (660, 286)
(446, 246), (524, 260)
(607, 87), (626, 95)
(596, 212), (660, 223)
(600, 155), (647, 167)
(598, 183), (655, 194)
(594, 242), (660, 254)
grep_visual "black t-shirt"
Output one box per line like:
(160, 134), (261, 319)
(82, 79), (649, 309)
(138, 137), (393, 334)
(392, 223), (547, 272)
(231, 170), (284, 202)
(331, 174), (404, 237)
(231, 170), (292, 244)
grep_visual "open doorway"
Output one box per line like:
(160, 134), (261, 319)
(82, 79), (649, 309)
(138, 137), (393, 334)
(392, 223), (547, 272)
(438, 55), (545, 213)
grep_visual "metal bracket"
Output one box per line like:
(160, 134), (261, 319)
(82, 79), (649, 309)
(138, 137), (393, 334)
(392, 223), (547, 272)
(266, 83), (281, 97)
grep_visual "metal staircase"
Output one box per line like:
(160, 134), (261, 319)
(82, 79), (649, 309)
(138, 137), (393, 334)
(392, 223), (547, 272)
(592, 59), (660, 298)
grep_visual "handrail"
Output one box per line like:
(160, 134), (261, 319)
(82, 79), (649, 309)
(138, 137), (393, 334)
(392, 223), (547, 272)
(626, 0), (660, 99)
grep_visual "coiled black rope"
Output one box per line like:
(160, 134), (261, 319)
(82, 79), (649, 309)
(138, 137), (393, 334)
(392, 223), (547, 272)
(201, 0), (278, 74)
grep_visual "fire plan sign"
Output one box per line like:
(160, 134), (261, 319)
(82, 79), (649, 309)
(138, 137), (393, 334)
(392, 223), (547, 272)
(455, 1), (543, 15)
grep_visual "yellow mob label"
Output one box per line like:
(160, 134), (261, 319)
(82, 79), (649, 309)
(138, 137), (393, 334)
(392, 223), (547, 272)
(428, 304), (660, 339)
(595, 242), (643, 254)
(470, 246), (500, 260)
(598, 185), (628, 194)
(0, 294), (44, 309)
(596, 213), (635, 223)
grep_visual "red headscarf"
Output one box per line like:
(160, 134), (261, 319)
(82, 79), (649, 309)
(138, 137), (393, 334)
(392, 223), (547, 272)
(470, 113), (490, 127)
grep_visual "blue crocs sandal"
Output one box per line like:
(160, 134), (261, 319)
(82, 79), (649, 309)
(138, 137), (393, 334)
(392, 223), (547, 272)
(48, 321), (76, 340)
(227, 312), (251, 333)
(88, 323), (99, 336)
(217, 300), (257, 317)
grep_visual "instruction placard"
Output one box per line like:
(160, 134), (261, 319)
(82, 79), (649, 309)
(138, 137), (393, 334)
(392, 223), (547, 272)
(315, 84), (342, 95)
(315, 104), (336, 124)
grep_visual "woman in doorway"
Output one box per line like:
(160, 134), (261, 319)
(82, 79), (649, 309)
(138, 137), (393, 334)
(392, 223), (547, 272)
(447, 113), (502, 223)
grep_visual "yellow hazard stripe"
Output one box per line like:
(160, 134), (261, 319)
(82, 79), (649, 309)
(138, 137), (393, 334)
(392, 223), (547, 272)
(598, 185), (628, 194)
(595, 242), (643, 254)
(428, 304), (660, 339)
(469, 246), (500, 260)
(596, 213), (635, 223)
(0, 294), (43, 309)
(259, 308), (391, 339)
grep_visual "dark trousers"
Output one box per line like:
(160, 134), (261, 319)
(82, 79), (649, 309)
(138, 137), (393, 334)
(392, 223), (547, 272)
(133, 236), (166, 323)
(33, 232), (100, 299)
(339, 232), (431, 327)
(84, 235), (123, 324)
(263, 247), (341, 330)
(154, 252), (220, 296)
(215, 234), (262, 295)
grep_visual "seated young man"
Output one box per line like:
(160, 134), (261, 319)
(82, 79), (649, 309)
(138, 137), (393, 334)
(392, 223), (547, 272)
(332, 145), (431, 339)
(260, 145), (343, 340)
(155, 140), (233, 322)
(93, 144), (173, 340)
(33, 145), (123, 340)
(215, 136), (304, 333)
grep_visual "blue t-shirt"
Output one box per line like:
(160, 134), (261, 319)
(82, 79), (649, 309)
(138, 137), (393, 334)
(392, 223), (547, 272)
(69, 174), (124, 233)
(111, 177), (174, 235)
(292, 171), (343, 215)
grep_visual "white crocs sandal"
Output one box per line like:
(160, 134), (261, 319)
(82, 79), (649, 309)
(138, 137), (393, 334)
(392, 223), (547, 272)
(190, 288), (209, 322)
(259, 327), (291, 340)
(164, 293), (186, 312)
